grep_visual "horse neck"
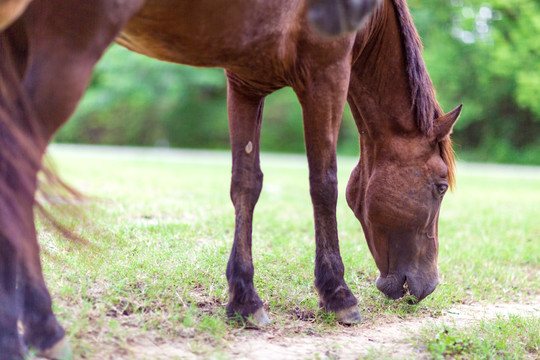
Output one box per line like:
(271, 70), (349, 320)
(349, 0), (429, 168)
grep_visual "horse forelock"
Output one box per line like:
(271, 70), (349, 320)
(440, 137), (456, 190)
(392, 0), (455, 188)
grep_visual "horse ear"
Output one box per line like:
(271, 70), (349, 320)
(432, 105), (462, 142)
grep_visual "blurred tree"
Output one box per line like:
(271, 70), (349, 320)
(56, 45), (229, 148)
(413, 0), (540, 163)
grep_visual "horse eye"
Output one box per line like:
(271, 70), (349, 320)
(436, 184), (448, 196)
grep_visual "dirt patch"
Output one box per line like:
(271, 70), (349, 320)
(121, 296), (539, 360)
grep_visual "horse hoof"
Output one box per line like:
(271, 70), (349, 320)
(36, 336), (72, 360)
(335, 306), (362, 324)
(248, 307), (271, 328)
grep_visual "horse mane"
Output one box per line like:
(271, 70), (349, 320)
(392, 0), (456, 189)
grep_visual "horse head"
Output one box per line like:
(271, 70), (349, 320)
(346, 106), (461, 301)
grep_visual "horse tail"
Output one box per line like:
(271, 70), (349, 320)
(0, 29), (38, 245)
(0, 28), (84, 249)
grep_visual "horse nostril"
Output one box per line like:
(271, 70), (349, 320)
(376, 274), (406, 299)
(377, 273), (439, 302)
(406, 275), (439, 302)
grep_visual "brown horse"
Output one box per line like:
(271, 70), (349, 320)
(308, 0), (382, 37)
(0, 0), (460, 358)
(0, 0), (31, 30)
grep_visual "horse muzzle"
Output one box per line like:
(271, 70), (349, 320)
(376, 271), (439, 302)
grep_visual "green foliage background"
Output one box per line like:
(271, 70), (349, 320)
(55, 0), (540, 164)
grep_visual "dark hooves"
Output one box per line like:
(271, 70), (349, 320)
(35, 336), (72, 360)
(334, 305), (362, 325)
(248, 307), (271, 328)
(228, 307), (272, 328)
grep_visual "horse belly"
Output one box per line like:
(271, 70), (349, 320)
(117, 0), (303, 69)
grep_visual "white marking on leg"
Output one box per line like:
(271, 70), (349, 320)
(245, 141), (253, 154)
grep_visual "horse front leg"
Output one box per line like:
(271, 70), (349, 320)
(296, 64), (361, 324)
(225, 73), (269, 327)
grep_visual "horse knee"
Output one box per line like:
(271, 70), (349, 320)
(309, 171), (338, 208)
(230, 168), (263, 208)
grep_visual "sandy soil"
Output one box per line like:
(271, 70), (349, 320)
(114, 296), (540, 360)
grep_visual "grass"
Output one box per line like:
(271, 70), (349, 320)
(416, 314), (539, 359)
(39, 145), (540, 358)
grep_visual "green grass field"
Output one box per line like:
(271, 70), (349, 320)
(39, 145), (539, 359)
